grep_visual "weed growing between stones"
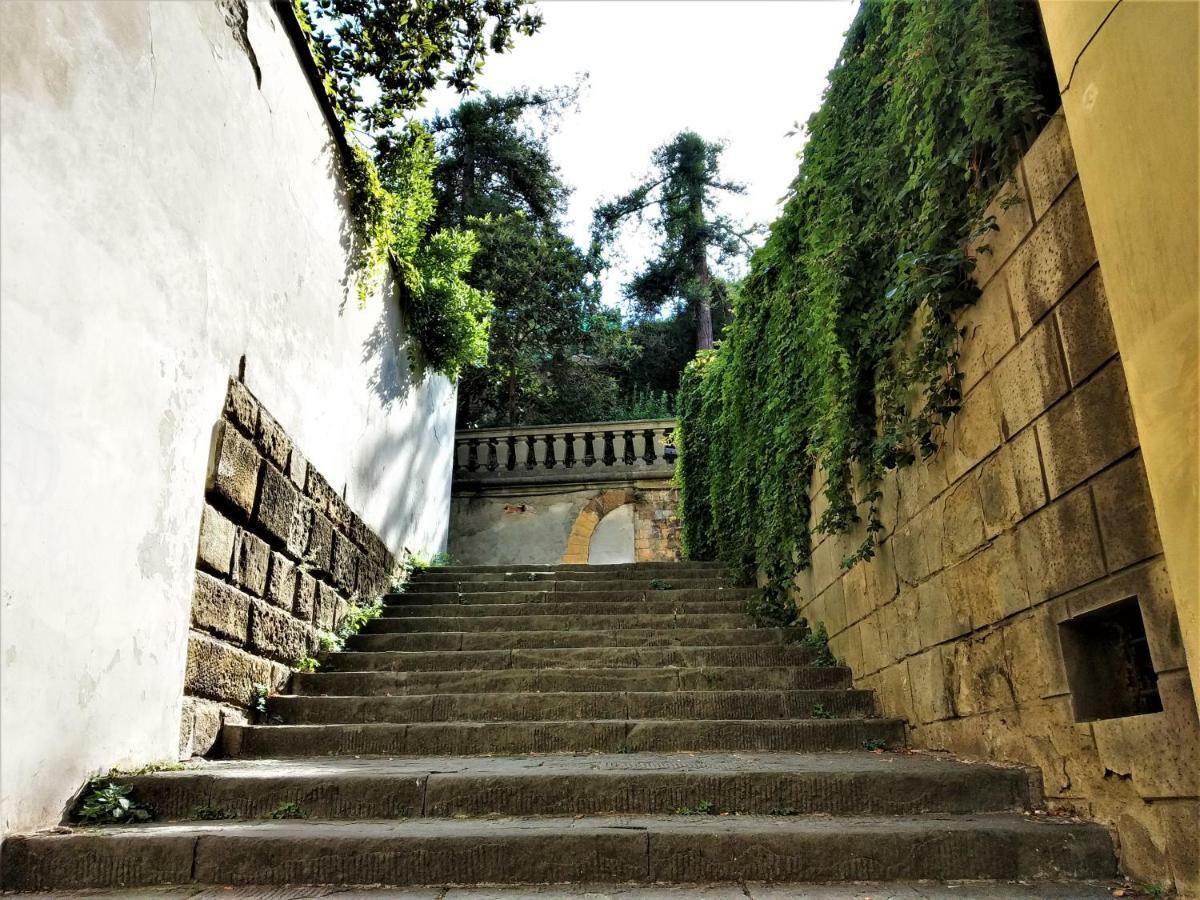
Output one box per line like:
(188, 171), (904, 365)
(649, 579), (673, 591)
(675, 800), (716, 816)
(863, 738), (889, 752)
(294, 655), (320, 674)
(810, 703), (834, 719)
(191, 806), (235, 821)
(798, 623), (839, 668)
(745, 583), (798, 628)
(269, 802), (307, 820)
(249, 683), (269, 717)
(74, 783), (153, 826)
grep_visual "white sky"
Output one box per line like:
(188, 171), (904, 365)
(418, 1), (859, 309)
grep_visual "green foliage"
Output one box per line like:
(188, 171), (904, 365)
(799, 622), (838, 668)
(304, 0), (542, 135)
(294, 656), (320, 674)
(675, 799), (716, 816)
(675, 0), (1053, 593)
(249, 683), (269, 716)
(810, 703), (834, 719)
(648, 579), (672, 591)
(744, 582), (799, 629)
(75, 783), (153, 826)
(336, 596), (384, 641)
(863, 738), (890, 752)
(268, 801), (307, 820)
(191, 806), (235, 821)
(593, 132), (753, 352)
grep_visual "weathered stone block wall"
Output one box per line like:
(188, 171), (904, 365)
(634, 487), (683, 563)
(794, 114), (1197, 892)
(180, 379), (396, 757)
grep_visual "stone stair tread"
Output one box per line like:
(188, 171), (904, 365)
(320, 645), (825, 671)
(346, 627), (803, 651)
(362, 613), (752, 633)
(403, 579), (733, 593)
(0, 813), (1116, 890)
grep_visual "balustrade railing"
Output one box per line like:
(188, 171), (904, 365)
(453, 418), (676, 482)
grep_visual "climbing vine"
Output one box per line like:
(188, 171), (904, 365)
(676, 0), (1055, 585)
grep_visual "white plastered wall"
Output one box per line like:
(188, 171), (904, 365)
(0, 0), (454, 834)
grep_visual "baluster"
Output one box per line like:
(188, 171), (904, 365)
(602, 430), (616, 466)
(524, 434), (537, 469)
(466, 438), (480, 471)
(486, 437), (499, 471)
(563, 432), (576, 467)
(454, 439), (468, 471)
(622, 429), (636, 465)
(505, 435), (517, 470)
(543, 433), (558, 469)
(641, 428), (657, 465)
(583, 432), (596, 466)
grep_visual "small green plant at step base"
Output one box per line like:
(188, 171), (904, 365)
(74, 782), (153, 826)
(810, 703), (834, 720)
(249, 683), (269, 716)
(863, 738), (890, 752)
(768, 806), (799, 816)
(799, 622), (838, 668)
(649, 579), (673, 591)
(268, 802), (307, 820)
(191, 806), (235, 821)
(293, 656), (320, 674)
(675, 800), (716, 816)
(1142, 883), (1166, 900)
(318, 632), (340, 653)
(745, 583), (798, 628)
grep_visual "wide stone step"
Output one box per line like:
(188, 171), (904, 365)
(0, 813), (1114, 890)
(383, 599), (746, 617)
(345, 627), (801, 652)
(389, 587), (751, 606)
(267, 689), (876, 724)
(110, 753), (1037, 822)
(290, 665), (853, 695)
(411, 562), (727, 579)
(320, 644), (822, 672)
(361, 613), (751, 634)
(405, 578), (733, 594)
(221, 718), (906, 756)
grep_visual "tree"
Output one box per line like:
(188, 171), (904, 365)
(304, 0), (543, 134)
(592, 132), (753, 352)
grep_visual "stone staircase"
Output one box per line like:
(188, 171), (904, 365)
(1, 562), (1116, 892)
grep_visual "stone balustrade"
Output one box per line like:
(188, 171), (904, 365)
(452, 419), (676, 488)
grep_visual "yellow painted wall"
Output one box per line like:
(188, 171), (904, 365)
(1038, 0), (1200, 712)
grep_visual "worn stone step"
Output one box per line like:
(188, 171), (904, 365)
(320, 644), (822, 672)
(221, 718), (906, 756)
(0, 813), (1114, 890)
(404, 579), (734, 595)
(290, 665), (853, 695)
(267, 689), (876, 724)
(389, 587), (751, 606)
(361, 613), (751, 634)
(345, 627), (802, 652)
(382, 599), (746, 618)
(111, 753), (1037, 822)
(411, 562), (727, 579)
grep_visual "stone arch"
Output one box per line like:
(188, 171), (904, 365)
(560, 488), (634, 564)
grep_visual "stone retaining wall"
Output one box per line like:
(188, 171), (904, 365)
(180, 379), (397, 756)
(793, 113), (1198, 892)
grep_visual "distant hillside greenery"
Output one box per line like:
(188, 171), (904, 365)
(676, 0), (1056, 581)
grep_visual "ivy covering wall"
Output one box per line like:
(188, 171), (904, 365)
(676, 0), (1056, 583)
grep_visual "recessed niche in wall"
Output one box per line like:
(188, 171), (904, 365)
(1059, 596), (1163, 722)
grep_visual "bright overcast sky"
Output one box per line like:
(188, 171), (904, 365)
(419, 1), (859, 309)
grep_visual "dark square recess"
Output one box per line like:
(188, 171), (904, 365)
(1059, 596), (1163, 722)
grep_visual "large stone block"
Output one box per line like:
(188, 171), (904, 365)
(1015, 488), (1105, 603)
(957, 276), (1018, 395)
(196, 503), (236, 576)
(857, 611), (887, 676)
(1090, 454), (1162, 572)
(945, 630), (1016, 717)
(232, 530), (269, 597)
(184, 631), (287, 706)
(975, 446), (1022, 538)
(1022, 113), (1077, 220)
(294, 570), (317, 624)
(207, 421), (261, 520)
(305, 467), (338, 517)
(916, 571), (970, 648)
(314, 580), (340, 631)
(884, 588), (920, 660)
(1007, 426), (1048, 518)
(876, 661), (913, 724)
(190, 571), (250, 642)
(331, 530), (360, 596)
(255, 407), (292, 471)
(1035, 359), (1138, 499)
(1016, 696), (1103, 799)
(1054, 267), (1115, 387)
(327, 493), (352, 533)
(1160, 800), (1200, 897)
(946, 534), (1030, 630)
(943, 376), (1003, 483)
(1092, 671), (1199, 800)
(264, 552), (297, 611)
(1007, 180), (1097, 336)
(286, 496), (313, 561)
(287, 445), (308, 491)
(992, 316), (1068, 438)
(223, 378), (259, 436)
(179, 697), (224, 759)
(968, 172), (1034, 288)
(1002, 606), (1069, 703)
(253, 463), (299, 548)
(941, 478), (986, 565)
(305, 511), (334, 574)
(248, 599), (308, 664)
(908, 646), (954, 724)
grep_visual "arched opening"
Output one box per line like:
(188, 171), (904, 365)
(587, 503), (635, 564)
